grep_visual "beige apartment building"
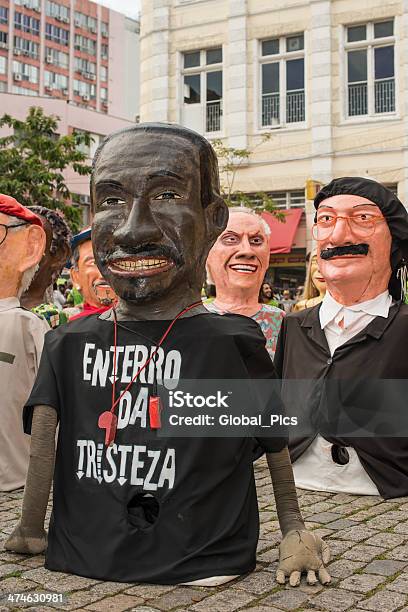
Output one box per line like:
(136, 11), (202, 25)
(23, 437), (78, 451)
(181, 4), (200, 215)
(140, 0), (405, 288)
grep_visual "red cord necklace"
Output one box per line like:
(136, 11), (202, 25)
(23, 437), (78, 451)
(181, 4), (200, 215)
(98, 301), (203, 446)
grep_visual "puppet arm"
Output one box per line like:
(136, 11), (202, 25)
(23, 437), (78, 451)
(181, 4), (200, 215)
(5, 405), (56, 555)
(266, 447), (331, 587)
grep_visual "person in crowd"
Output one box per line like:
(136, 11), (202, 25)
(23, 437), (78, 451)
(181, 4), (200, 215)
(293, 250), (326, 312)
(260, 282), (279, 307)
(206, 207), (285, 360)
(275, 176), (408, 499)
(0, 195), (48, 491)
(67, 226), (117, 320)
(278, 289), (295, 314)
(6, 124), (330, 587)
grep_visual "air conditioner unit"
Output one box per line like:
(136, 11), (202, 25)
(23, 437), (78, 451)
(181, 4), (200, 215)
(45, 85), (52, 92)
(74, 19), (81, 27)
(0, 42), (8, 49)
(14, 73), (22, 81)
(89, 74), (96, 81)
(62, 88), (68, 95)
(62, 17), (69, 23)
(46, 55), (53, 64)
(79, 194), (90, 205)
(23, 50), (29, 56)
(90, 26), (97, 34)
(74, 44), (81, 50)
(55, 15), (62, 22)
(82, 94), (90, 101)
(14, 49), (22, 56)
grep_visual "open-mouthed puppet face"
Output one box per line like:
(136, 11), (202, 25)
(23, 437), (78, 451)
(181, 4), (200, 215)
(315, 194), (392, 294)
(91, 130), (222, 303)
(207, 212), (270, 298)
(70, 240), (116, 308)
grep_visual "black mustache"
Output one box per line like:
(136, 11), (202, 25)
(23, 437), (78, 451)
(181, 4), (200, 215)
(320, 244), (369, 260)
(106, 244), (184, 266)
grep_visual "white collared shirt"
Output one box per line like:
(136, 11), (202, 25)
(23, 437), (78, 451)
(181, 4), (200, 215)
(293, 290), (392, 497)
(0, 297), (49, 491)
(319, 290), (392, 356)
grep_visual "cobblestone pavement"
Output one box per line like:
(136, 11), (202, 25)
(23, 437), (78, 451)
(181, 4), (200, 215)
(1, 458), (408, 611)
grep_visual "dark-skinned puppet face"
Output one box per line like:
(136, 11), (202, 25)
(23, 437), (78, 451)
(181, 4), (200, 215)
(91, 123), (227, 303)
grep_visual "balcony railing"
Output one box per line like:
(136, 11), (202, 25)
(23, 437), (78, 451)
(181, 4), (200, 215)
(206, 100), (222, 132)
(375, 77), (395, 114)
(286, 89), (305, 123)
(262, 93), (280, 127)
(348, 82), (368, 116)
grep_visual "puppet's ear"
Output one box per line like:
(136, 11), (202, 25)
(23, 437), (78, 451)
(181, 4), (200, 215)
(19, 224), (46, 273)
(204, 196), (229, 244)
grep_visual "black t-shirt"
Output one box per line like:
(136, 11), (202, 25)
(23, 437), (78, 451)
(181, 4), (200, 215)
(25, 312), (286, 584)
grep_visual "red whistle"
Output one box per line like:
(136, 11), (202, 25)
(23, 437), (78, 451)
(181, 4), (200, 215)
(98, 411), (118, 446)
(149, 396), (162, 429)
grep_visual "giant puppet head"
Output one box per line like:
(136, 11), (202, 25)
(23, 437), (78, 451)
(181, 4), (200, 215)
(313, 177), (408, 306)
(90, 123), (228, 315)
(206, 207), (271, 312)
(21, 206), (72, 309)
(70, 227), (116, 308)
(0, 195), (46, 300)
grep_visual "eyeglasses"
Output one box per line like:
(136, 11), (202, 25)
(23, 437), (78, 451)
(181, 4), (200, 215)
(0, 222), (27, 247)
(312, 213), (385, 241)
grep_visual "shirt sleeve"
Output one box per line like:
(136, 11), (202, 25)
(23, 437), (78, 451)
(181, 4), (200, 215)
(243, 331), (288, 454)
(23, 334), (59, 434)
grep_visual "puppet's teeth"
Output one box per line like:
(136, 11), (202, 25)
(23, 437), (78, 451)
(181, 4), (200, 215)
(113, 259), (170, 271)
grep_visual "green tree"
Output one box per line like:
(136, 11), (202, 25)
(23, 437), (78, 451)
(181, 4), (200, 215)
(212, 134), (285, 220)
(0, 106), (92, 232)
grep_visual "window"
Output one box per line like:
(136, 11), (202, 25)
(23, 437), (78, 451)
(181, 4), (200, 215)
(74, 34), (96, 55)
(182, 47), (223, 133)
(45, 47), (69, 68)
(73, 79), (96, 99)
(0, 7), (8, 25)
(44, 70), (68, 91)
(101, 44), (108, 59)
(101, 21), (109, 37)
(0, 32), (8, 46)
(100, 87), (107, 101)
(14, 37), (39, 59)
(13, 60), (39, 83)
(46, 1), (70, 22)
(15, 0), (40, 9)
(0, 81), (7, 93)
(0, 56), (6, 74)
(45, 23), (69, 45)
(100, 65), (108, 81)
(14, 13), (40, 35)
(12, 86), (39, 95)
(345, 20), (395, 117)
(74, 11), (97, 33)
(75, 57), (96, 77)
(260, 33), (305, 128)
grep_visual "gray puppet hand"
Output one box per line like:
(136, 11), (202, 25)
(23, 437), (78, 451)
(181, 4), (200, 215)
(276, 529), (331, 586)
(4, 522), (47, 555)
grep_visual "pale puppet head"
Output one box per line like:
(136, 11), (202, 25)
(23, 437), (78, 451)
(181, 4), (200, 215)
(313, 177), (408, 306)
(0, 195), (46, 300)
(206, 207), (271, 313)
(70, 230), (116, 308)
(302, 249), (326, 300)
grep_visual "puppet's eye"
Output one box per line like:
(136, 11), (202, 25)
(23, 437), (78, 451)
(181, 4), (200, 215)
(154, 191), (182, 200)
(250, 235), (264, 245)
(102, 197), (126, 206)
(317, 214), (334, 225)
(355, 213), (373, 222)
(222, 234), (239, 244)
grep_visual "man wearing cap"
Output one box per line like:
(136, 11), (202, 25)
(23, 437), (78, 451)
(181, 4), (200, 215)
(274, 177), (408, 499)
(67, 226), (116, 320)
(0, 194), (47, 491)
